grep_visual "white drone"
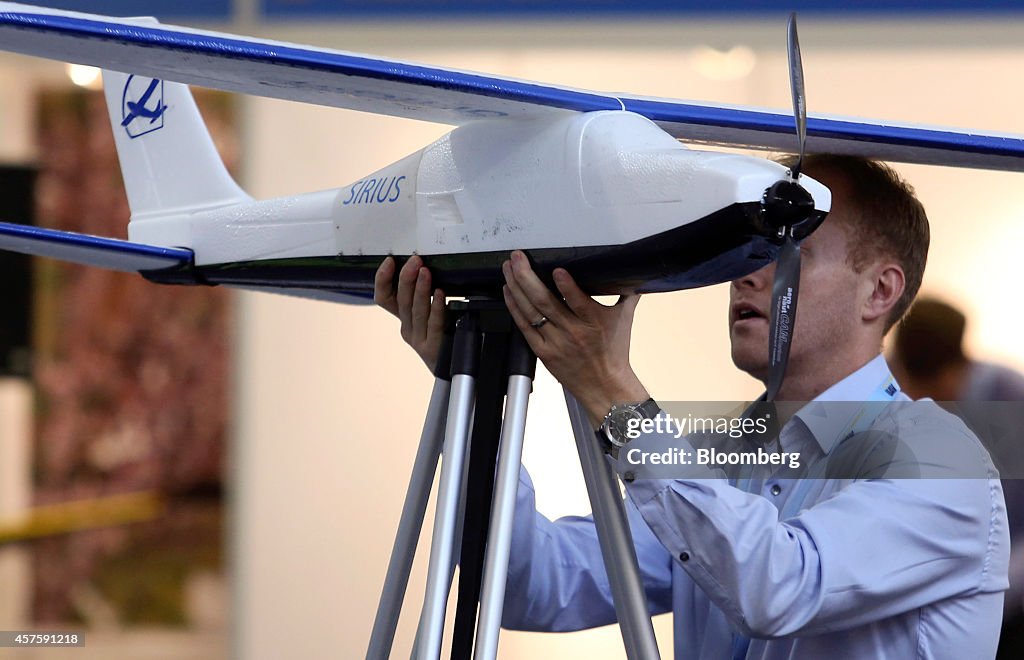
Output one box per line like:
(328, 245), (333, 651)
(1, 1), (1022, 308)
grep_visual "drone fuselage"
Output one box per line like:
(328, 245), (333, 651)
(128, 108), (829, 298)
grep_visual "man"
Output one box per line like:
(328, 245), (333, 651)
(375, 155), (1009, 658)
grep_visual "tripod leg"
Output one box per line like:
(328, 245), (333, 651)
(415, 314), (481, 660)
(366, 377), (450, 660)
(452, 330), (511, 659)
(473, 331), (536, 660)
(410, 403), (474, 660)
(564, 390), (661, 660)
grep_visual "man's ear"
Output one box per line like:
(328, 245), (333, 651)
(862, 262), (906, 324)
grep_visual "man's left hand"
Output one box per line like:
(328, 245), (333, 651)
(502, 250), (650, 428)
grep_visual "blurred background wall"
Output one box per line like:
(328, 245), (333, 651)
(2, 2), (1024, 658)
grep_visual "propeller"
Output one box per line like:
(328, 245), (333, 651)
(761, 12), (813, 402)
(788, 13), (807, 181)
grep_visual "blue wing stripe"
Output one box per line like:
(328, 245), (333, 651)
(0, 222), (193, 272)
(4, 7), (1024, 166)
(0, 10), (622, 113)
(628, 99), (1024, 158)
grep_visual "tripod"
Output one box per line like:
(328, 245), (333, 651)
(365, 299), (662, 660)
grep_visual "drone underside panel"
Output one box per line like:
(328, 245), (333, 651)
(0, 198), (808, 302)
(143, 201), (816, 300)
(2, 2), (1024, 170)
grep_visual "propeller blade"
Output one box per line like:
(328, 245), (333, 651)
(761, 14), (814, 401)
(788, 12), (807, 180)
(765, 234), (801, 402)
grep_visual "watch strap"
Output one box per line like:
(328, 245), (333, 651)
(637, 398), (661, 421)
(597, 397), (660, 453)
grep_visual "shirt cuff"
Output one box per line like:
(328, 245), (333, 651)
(607, 423), (728, 486)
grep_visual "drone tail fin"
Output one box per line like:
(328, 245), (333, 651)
(101, 69), (251, 247)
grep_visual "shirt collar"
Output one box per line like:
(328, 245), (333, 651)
(791, 354), (902, 455)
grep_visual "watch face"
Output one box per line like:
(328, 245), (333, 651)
(603, 407), (644, 448)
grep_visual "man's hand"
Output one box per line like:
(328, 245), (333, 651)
(374, 255), (446, 371)
(502, 250), (649, 427)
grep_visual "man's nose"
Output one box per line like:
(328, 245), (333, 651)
(731, 262), (774, 290)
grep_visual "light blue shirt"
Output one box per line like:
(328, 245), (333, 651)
(503, 355), (1010, 658)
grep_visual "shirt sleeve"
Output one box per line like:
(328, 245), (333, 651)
(501, 466), (674, 632)
(624, 415), (1010, 638)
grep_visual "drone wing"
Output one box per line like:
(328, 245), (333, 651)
(0, 222), (376, 304)
(0, 222), (192, 272)
(2, 1), (1024, 171)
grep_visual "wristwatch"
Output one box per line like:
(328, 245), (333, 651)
(598, 398), (661, 453)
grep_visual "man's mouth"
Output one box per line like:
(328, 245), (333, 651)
(732, 302), (767, 325)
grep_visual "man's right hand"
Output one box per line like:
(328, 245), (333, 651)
(374, 255), (446, 371)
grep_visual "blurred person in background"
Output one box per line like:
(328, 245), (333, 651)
(892, 297), (1024, 402)
(891, 296), (1024, 660)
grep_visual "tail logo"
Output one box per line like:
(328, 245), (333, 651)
(121, 75), (166, 139)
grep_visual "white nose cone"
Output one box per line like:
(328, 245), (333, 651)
(577, 111), (830, 239)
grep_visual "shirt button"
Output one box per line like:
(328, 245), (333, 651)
(679, 551), (690, 562)
(770, 484), (782, 496)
